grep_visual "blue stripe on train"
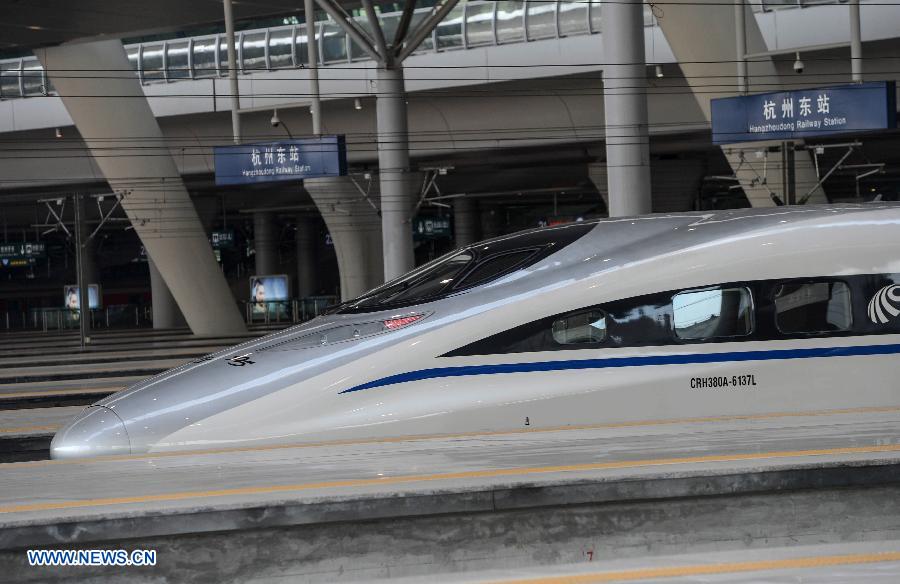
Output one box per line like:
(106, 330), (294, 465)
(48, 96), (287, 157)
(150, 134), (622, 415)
(339, 343), (900, 394)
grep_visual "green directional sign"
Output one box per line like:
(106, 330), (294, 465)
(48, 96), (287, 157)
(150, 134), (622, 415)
(413, 216), (451, 240)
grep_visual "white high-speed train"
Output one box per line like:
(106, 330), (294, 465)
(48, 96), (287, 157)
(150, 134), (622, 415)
(51, 204), (900, 459)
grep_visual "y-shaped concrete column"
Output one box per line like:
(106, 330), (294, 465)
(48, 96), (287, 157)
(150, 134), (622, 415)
(303, 177), (383, 301)
(377, 66), (415, 280)
(602, 0), (652, 216)
(149, 257), (187, 329)
(37, 40), (245, 335)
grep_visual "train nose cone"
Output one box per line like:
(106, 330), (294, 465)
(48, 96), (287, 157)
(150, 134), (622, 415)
(50, 406), (131, 459)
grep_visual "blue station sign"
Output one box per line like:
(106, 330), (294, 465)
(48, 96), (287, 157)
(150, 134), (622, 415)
(214, 135), (347, 186)
(711, 82), (896, 144)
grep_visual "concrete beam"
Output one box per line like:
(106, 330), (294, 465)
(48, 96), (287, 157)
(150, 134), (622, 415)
(303, 176), (383, 300)
(148, 257), (187, 329)
(36, 40), (246, 335)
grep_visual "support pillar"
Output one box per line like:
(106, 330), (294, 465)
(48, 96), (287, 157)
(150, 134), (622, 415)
(376, 66), (415, 281)
(735, 0), (748, 94)
(224, 0), (242, 143)
(295, 217), (317, 298)
(303, 177), (383, 301)
(453, 197), (479, 248)
(305, 0), (322, 135)
(38, 40), (245, 335)
(587, 163), (610, 215)
(149, 257), (187, 329)
(601, 0), (652, 217)
(850, 0), (863, 83)
(481, 207), (503, 240)
(253, 211), (278, 275)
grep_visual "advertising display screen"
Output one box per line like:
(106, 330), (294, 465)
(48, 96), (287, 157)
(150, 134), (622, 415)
(63, 284), (102, 309)
(250, 275), (289, 303)
(250, 275), (290, 318)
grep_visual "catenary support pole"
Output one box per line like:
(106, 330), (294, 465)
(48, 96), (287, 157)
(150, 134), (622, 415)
(73, 193), (90, 347)
(602, 0), (652, 216)
(224, 0), (242, 143)
(850, 0), (863, 83)
(305, 0), (322, 135)
(735, 0), (748, 94)
(377, 65), (414, 280)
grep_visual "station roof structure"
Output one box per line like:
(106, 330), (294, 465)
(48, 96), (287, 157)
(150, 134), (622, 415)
(0, 0), (335, 52)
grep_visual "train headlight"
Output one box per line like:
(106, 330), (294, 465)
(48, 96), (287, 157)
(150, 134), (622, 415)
(383, 315), (424, 330)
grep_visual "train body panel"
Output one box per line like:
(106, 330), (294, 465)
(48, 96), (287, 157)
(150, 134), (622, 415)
(50, 205), (900, 458)
(157, 335), (900, 450)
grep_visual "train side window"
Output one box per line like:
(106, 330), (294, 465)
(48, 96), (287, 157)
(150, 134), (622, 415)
(774, 281), (852, 334)
(673, 287), (753, 340)
(552, 310), (607, 344)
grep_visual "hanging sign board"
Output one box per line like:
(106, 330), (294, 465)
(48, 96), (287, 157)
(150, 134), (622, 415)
(711, 81), (897, 144)
(0, 242), (45, 259)
(0, 242), (45, 267)
(413, 216), (452, 240)
(210, 230), (235, 249)
(214, 135), (347, 186)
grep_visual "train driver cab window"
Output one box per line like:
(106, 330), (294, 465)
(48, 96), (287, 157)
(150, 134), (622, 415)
(673, 287), (752, 340)
(552, 310), (607, 344)
(380, 252), (474, 303)
(774, 281), (852, 334)
(454, 249), (537, 289)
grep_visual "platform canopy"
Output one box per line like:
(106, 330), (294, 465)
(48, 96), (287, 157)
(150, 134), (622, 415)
(0, 0), (367, 52)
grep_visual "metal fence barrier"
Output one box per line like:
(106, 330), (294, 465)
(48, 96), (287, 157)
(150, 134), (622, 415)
(242, 296), (337, 325)
(2, 297), (338, 331)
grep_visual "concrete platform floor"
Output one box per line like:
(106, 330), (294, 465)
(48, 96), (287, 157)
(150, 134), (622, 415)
(381, 541), (900, 583)
(2, 405), (900, 532)
(0, 406), (82, 439)
(2, 406), (900, 582)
